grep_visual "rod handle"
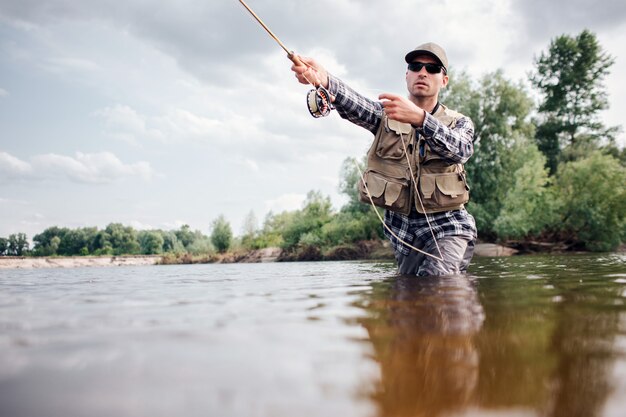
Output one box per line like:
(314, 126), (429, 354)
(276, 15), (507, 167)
(287, 51), (303, 66)
(287, 51), (320, 87)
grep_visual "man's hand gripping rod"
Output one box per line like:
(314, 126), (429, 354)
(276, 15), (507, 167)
(237, 0), (333, 117)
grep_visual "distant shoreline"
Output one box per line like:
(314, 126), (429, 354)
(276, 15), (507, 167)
(0, 255), (163, 269)
(0, 243), (523, 270)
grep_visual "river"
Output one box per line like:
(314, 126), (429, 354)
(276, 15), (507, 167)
(0, 254), (625, 417)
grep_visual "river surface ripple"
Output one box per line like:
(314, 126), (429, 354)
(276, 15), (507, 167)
(0, 254), (625, 417)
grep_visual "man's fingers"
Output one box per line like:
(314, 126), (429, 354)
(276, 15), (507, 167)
(379, 93), (400, 101)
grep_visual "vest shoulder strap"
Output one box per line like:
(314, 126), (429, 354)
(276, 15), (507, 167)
(433, 103), (465, 127)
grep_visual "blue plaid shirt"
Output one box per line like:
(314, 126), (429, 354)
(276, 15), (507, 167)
(327, 74), (477, 255)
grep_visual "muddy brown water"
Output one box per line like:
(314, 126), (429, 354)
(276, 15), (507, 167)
(0, 254), (625, 417)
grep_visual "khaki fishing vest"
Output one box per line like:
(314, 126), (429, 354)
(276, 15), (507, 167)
(358, 104), (470, 215)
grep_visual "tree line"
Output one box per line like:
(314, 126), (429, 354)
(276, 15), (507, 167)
(2, 30), (625, 257)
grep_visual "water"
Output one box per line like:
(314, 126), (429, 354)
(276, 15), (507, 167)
(0, 254), (625, 417)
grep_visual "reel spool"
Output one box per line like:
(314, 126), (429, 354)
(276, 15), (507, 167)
(307, 86), (333, 118)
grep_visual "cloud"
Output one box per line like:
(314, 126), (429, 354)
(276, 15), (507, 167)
(0, 151), (154, 183)
(95, 104), (225, 143)
(128, 219), (154, 230)
(264, 193), (306, 214)
(0, 152), (33, 177)
(511, 0), (626, 43)
(0, 88), (8, 97)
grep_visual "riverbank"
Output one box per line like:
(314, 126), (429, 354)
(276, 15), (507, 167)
(0, 255), (162, 269)
(0, 242), (521, 269)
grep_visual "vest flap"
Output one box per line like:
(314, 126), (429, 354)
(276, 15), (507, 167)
(420, 175), (436, 198)
(384, 181), (403, 206)
(435, 114), (456, 127)
(366, 172), (386, 198)
(435, 173), (465, 197)
(387, 118), (413, 135)
(433, 104), (461, 128)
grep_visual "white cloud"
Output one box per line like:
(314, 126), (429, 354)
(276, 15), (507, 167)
(264, 193), (306, 214)
(0, 88), (8, 97)
(155, 108), (222, 139)
(96, 104), (146, 132)
(0, 151), (33, 177)
(95, 104), (224, 143)
(0, 151), (154, 183)
(128, 219), (153, 230)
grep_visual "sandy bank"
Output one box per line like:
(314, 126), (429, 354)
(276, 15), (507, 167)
(0, 255), (162, 269)
(0, 243), (519, 270)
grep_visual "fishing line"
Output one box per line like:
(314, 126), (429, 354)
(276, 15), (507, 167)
(398, 129), (444, 261)
(353, 156), (443, 262)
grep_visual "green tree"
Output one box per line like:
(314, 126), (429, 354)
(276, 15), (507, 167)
(552, 152), (626, 251)
(281, 191), (333, 250)
(175, 225), (196, 249)
(33, 226), (69, 256)
(530, 30), (619, 174)
(210, 215), (233, 253)
(443, 70), (535, 238)
(187, 230), (213, 255)
(240, 210), (259, 250)
(255, 211), (295, 248)
(58, 227), (97, 256)
(8, 233), (29, 256)
(104, 223), (140, 255)
(494, 143), (557, 239)
(162, 231), (185, 253)
(92, 230), (113, 255)
(138, 230), (165, 254)
(0, 237), (8, 255)
(325, 157), (385, 244)
(338, 156), (370, 214)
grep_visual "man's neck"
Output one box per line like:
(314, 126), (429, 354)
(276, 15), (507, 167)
(410, 96), (439, 114)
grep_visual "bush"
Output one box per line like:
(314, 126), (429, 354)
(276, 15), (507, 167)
(494, 144), (557, 239)
(552, 152), (626, 251)
(210, 215), (233, 253)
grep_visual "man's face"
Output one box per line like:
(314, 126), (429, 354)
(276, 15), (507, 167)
(405, 54), (449, 100)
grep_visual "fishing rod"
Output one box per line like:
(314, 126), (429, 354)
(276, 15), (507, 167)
(236, 0), (333, 117)
(237, 0), (443, 262)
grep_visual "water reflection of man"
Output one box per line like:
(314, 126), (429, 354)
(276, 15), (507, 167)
(360, 274), (484, 416)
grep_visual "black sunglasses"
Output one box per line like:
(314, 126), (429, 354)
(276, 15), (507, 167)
(407, 62), (445, 74)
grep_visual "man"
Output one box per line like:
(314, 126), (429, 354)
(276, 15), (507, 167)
(291, 43), (477, 276)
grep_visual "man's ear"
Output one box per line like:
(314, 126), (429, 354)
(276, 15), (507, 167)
(441, 74), (449, 88)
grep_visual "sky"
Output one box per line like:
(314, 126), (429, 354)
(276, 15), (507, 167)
(1, 0), (625, 240)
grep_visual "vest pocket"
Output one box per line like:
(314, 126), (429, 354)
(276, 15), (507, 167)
(359, 170), (412, 215)
(375, 118), (413, 160)
(375, 133), (410, 160)
(418, 172), (469, 212)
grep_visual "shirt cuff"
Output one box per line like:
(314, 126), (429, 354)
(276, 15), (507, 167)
(417, 111), (439, 137)
(327, 73), (339, 96)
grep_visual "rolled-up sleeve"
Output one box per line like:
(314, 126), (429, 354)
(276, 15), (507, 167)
(419, 112), (475, 164)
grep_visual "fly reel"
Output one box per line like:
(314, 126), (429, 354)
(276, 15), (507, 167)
(307, 86), (333, 118)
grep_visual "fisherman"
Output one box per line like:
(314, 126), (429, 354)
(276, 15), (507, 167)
(291, 43), (477, 276)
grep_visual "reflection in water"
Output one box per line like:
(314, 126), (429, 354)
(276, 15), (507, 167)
(473, 256), (625, 417)
(359, 255), (626, 417)
(359, 274), (485, 417)
(547, 276), (622, 417)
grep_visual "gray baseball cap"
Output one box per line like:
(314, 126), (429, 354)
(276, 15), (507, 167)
(405, 42), (448, 71)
